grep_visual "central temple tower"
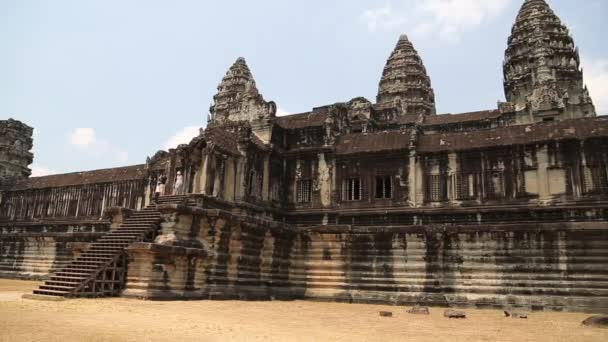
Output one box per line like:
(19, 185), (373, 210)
(503, 0), (596, 122)
(377, 35), (436, 116)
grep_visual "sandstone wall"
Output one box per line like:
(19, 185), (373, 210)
(0, 221), (109, 279)
(124, 206), (304, 300)
(124, 206), (608, 313)
(299, 223), (608, 313)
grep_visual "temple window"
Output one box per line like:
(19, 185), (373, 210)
(426, 174), (447, 202)
(342, 177), (362, 201)
(296, 179), (312, 203)
(455, 173), (476, 200)
(486, 171), (505, 199)
(375, 176), (393, 199)
(582, 167), (608, 194)
(247, 170), (261, 199)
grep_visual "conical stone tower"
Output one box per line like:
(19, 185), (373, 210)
(503, 0), (595, 121)
(377, 35), (436, 116)
(209, 57), (276, 124)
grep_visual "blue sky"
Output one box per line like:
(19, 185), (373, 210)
(1, 0), (607, 176)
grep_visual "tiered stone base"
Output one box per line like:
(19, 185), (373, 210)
(122, 205), (608, 313)
(0, 221), (108, 279)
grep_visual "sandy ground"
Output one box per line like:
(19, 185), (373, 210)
(0, 279), (606, 342)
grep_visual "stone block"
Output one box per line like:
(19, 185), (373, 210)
(582, 315), (608, 328)
(407, 306), (430, 315)
(379, 311), (393, 317)
(444, 309), (466, 319)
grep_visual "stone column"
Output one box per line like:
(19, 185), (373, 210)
(262, 154), (270, 201)
(415, 156), (425, 205)
(198, 152), (209, 195)
(318, 153), (332, 208)
(235, 157), (247, 201)
(407, 152), (417, 206)
(448, 152), (459, 204)
(536, 144), (551, 201)
(224, 158), (236, 202)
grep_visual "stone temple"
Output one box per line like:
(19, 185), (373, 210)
(1, 0), (607, 312)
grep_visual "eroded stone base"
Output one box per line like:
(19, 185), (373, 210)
(122, 206), (608, 313)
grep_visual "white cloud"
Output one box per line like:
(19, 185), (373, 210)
(361, 4), (407, 33)
(68, 128), (96, 148)
(415, 0), (510, 42)
(582, 57), (608, 115)
(276, 107), (290, 117)
(361, 0), (511, 42)
(30, 165), (58, 177)
(164, 126), (201, 150)
(117, 151), (129, 163)
(66, 127), (130, 165)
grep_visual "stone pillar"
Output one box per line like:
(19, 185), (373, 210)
(262, 154), (270, 201)
(318, 153), (332, 208)
(224, 158), (236, 202)
(198, 152), (209, 195)
(447, 152), (459, 204)
(536, 145), (551, 202)
(212, 161), (222, 197)
(235, 158), (247, 201)
(415, 156), (425, 205)
(407, 152), (417, 206)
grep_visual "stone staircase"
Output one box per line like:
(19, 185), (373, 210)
(30, 195), (191, 298)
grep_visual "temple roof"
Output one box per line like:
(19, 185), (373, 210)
(418, 117), (608, 153)
(204, 126), (240, 155)
(423, 110), (502, 126)
(6, 164), (147, 190)
(376, 35), (436, 116)
(274, 109), (329, 129)
(336, 130), (413, 155)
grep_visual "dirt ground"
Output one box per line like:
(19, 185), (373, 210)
(0, 279), (606, 342)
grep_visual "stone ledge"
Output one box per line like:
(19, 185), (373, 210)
(302, 221), (608, 233)
(127, 242), (208, 258)
(156, 204), (294, 232)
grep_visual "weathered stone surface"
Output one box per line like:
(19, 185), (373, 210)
(0, 221), (109, 279)
(1, 0), (607, 313)
(582, 315), (608, 328)
(407, 306), (430, 315)
(504, 0), (595, 121)
(444, 309), (467, 319)
(377, 35), (436, 116)
(0, 118), (33, 185)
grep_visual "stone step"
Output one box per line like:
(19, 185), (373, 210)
(120, 223), (155, 227)
(45, 280), (81, 286)
(50, 275), (87, 281)
(106, 231), (143, 238)
(76, 257), (112, 262)
(32, 289), (69, 296)
(55, 271), (94, 277)
(91, 243), (130, 247)
(98, 237), (135, 241)
(39, 284), (76, 291)
(88, 247), (124, 251)
(79, 254), (116, 259)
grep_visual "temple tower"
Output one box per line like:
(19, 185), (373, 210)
(0, 118), (33, 185)
(209, 57), (276, 125)
(503, 0), (595, 122)
(377, 35), (436, 116)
